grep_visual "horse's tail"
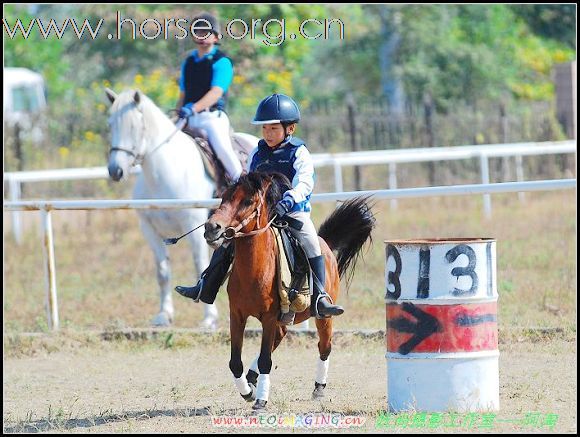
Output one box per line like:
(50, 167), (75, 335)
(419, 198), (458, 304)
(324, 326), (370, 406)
(318, 196), (376, 285)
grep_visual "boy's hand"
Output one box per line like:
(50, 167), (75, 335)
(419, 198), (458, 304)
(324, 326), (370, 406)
(178, 106), (193, 119)
(275, 196), (294, 217)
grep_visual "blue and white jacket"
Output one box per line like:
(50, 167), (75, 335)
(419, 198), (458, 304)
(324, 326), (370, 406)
(246, 136), (314, 213)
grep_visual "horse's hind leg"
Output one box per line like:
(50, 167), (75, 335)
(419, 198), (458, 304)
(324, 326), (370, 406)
(246, 325), (287, 388)
(313, 318), (333, 399)
(140, 217), (173, 326)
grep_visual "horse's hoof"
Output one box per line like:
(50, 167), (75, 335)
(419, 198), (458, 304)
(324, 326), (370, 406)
(199, 317), (217, 332)
(252, 399), (267, 411)
(151, 311), (173, 327)
(312, 382), (326, 400)
(241, 384), (256, 402)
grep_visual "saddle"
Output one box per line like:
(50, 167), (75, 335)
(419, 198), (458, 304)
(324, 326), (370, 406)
(183, 125), (255, 196)
(271, 221), (311, 322)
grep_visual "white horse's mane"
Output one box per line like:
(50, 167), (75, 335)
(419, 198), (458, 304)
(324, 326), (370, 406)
(112, 89), (175, 142)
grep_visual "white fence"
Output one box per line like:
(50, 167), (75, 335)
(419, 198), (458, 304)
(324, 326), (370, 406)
(4, 178), (577, 331)
(4, 140), (576, 243)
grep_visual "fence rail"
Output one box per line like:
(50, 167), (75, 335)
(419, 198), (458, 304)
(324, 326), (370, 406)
(3, 178), (577, 331)
(4, 140), (576, 243)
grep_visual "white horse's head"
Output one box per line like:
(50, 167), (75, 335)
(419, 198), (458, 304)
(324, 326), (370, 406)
(105, 88), (149, 181)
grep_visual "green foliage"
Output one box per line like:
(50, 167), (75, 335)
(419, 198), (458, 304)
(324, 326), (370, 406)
(2, 4), (576, 168)
(3, 5), (70, 98)
(387, 5), (574, 109)
(509, 4), (576, 50)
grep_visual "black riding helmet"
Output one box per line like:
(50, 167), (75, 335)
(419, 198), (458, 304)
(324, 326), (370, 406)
(252, 94), (301, 126)
(192, 12), (221, 39)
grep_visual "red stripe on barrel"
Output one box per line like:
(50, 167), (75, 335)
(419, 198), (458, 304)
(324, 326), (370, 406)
(386, 301), (498, 354)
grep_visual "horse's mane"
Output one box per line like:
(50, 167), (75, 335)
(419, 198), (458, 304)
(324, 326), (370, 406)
(230, 171), (292, 217)
(111, 89), (174, 138)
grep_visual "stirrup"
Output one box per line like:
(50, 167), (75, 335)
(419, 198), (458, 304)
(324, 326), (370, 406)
(311, 294), (343, 319)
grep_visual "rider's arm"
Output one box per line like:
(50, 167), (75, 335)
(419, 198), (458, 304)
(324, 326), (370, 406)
(176, 92), (185, 110)
(193, 57), (234, 112)
(285, 146), (314, 204)
(246, 146), (259, 173)
(177, 58), (187, 110)
(193, 86), (225, 112)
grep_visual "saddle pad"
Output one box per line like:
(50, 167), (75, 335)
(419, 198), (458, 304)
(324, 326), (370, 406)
(273, 228), (310, 314)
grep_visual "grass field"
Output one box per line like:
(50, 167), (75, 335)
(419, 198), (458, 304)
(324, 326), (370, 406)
(3, 189), (576, 333)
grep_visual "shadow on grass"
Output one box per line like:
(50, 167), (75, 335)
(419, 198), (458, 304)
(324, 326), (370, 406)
(4, 407), (211, 433)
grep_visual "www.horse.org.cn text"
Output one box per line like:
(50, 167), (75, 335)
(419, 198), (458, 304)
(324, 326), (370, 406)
(3, 12), (345, 46)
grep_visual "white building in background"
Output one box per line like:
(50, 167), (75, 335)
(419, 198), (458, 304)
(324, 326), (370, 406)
(3, 67), (48, 143)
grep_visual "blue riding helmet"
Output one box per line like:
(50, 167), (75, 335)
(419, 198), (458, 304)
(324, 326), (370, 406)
(252, 94), (301, 125)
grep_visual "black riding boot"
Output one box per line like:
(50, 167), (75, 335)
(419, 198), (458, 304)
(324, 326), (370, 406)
(309, 255), (344, 319)
(175, 243), (234, 304)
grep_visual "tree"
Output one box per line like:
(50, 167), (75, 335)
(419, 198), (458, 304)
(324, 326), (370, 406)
(510, 4), (576, 50)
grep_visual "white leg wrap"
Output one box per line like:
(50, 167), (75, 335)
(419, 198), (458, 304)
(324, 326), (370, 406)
(203, 303), (218, 319)
(233, 375), (252, 396)
(249, 355), (259, 373)
(315, 357), (330, 385)
(256, 374), (271, 401)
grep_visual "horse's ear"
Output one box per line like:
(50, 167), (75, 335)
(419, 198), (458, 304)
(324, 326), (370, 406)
(133, 90), (141, 107)
(104, 87), (117, 105)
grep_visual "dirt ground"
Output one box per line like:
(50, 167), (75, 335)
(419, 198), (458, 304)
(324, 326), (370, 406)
(3, 330), (577, 434)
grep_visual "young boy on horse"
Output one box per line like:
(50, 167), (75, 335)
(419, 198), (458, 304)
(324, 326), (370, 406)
(176, 12), (243, 183)
(175, 94), (344, 320)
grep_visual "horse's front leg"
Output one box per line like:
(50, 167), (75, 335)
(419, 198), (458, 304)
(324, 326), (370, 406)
(229, 311), (255, 402)
(140, 216), (173, 326)
(253, 315), (278, 412)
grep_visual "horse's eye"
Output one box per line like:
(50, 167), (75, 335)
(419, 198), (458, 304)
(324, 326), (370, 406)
(241, 198), (253, 208)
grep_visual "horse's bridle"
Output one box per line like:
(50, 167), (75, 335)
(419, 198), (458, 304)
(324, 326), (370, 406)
(109, 145), (145, 166)
(219, 198), (276, 240)
(108, 108), (187, 167)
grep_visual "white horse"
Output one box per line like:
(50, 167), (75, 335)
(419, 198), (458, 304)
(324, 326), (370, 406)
(105, 88), (258, 328)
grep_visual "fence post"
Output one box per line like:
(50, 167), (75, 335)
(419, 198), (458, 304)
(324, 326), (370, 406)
(346, 95), (361, 191)
(41, 208), (59, 331)
(389, 162), (398, 210)
(423, 93), (435, 185)
(9, 178), (23, 245)
(14, 122), (24, 172)
(333, 160), (344, 193)
(479, 153), (492, 219)
(499, 101), (511, 181)
(515, 155), (526, 202)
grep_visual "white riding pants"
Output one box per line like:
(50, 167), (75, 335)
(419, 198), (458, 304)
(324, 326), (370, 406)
(188, 110), (243, 182)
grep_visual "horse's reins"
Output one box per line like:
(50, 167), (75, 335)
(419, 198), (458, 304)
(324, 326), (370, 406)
(221, 199), (277, 240)
(164, 201), (275, 246)
(109, 116), (188, 166)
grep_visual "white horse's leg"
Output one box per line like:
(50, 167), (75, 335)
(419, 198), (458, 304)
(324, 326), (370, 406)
(140, 216), (174, 326)
(187, 223), (219, 330)
(291, 319), (310, 330)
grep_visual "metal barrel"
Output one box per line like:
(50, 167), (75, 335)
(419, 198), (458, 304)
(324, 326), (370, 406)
(385, 238), (499, 412)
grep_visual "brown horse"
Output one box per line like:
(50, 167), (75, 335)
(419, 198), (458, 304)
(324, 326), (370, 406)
(203, 171), (375, 411)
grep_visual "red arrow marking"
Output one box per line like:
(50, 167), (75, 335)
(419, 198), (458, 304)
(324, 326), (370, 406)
(386, 302), (498, 354)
